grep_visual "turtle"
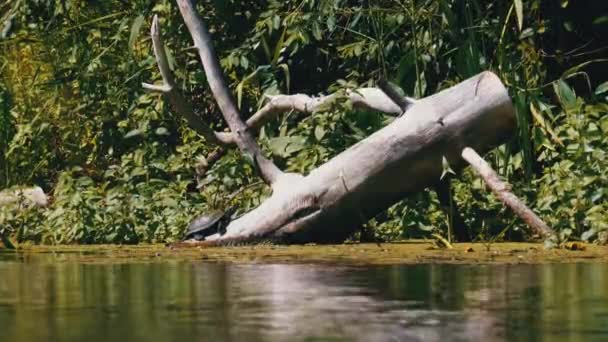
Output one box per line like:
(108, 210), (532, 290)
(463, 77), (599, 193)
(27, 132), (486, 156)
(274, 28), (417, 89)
(184, 207), (236, 241)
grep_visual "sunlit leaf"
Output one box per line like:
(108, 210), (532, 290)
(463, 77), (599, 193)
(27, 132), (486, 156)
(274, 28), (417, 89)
(124, 129), (144, 139)
(440, 156), (456, 180)
(514, 0), (523, 31)
(595, 81), (608, 95)
(553, 80), (576, 110)
(155, 127), (169, 136)
(314, 125), (325, 141)
(128, 15), (144, 55)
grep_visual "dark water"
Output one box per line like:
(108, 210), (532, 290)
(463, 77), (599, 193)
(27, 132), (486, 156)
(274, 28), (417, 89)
(1, 253), (607, 342)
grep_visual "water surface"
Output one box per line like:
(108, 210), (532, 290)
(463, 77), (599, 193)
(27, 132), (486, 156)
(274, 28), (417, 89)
(1, 252), (607, 341)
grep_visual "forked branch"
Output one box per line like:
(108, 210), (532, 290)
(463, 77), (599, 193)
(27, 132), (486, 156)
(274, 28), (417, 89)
(176, 0), (282, 185)
(143, 15), (219, 144)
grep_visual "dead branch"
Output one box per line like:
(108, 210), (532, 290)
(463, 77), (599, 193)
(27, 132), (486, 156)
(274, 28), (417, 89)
(193, 71), (518, 246)
(216, 88), (406, 144)
(142, 15), (219, 144)
(461, 147), (555, 238)
(176, 0), (282, 185)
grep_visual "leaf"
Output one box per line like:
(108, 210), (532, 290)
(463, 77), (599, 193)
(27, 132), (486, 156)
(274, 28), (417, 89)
(440, 156), (455, 180)
(312, 21), (322, 41)
(235, 67), (261, 109)
(240, 55), (249, 69)
(124, 129), (144, 139)
(267, 136), (307, 158)
(277, 63), (290, 93)
(155, 127), (169, 136)
(595, 81), (608, 95)
(272, 27), (288, 66)
(272, 15), (281, 30)
(314, 125), (326, 141)
(285, 136), (307, 154)
(530, 103), (563, 146)
(164, 44), (175, 71)
(326, 16), (336, 32)
(267, 136), (291, 158)
(593, 16), (608, 25)
(513, 0), (523, 31)
(553, 80), (576, 110)
(128, 15), (145, 55)
(562, 58), (608, 79)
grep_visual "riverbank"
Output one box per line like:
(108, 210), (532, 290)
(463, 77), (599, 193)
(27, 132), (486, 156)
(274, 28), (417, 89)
(3, 241), (608, 265)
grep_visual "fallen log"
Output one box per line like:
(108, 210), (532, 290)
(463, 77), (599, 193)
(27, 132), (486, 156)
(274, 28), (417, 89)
(0, 186), (48, 208)
(194, 71), (518, 245)
(146, 1), (553, 246)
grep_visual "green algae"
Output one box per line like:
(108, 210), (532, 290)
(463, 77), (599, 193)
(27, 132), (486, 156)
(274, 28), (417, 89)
(3, 241), (608, 265)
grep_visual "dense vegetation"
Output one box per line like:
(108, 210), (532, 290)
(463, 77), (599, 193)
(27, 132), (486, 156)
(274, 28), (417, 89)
(0, 0), (606, 245)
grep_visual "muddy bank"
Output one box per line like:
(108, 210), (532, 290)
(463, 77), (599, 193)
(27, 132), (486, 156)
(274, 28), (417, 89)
(2, 241), (608, 265)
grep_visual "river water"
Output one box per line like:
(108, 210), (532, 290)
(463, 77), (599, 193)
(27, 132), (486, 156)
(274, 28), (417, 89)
(1, 252), (607, 341)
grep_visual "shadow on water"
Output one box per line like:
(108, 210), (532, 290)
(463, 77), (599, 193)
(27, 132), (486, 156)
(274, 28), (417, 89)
(0, 252), (607, 342)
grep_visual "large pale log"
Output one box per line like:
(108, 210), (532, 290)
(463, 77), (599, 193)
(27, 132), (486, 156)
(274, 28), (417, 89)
(191, 71), (517, 245)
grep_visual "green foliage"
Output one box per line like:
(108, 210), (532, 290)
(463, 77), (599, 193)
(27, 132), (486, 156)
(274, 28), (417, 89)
(535, 82), (608, 243)
(0, 0), (606, 244)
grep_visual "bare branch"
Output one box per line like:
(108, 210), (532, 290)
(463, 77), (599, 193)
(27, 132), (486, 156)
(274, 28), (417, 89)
(144, 15), (219, 144)
(461, 147), (555, 239)
(175, 0), (282, 185)
(216, 88), (408, 144)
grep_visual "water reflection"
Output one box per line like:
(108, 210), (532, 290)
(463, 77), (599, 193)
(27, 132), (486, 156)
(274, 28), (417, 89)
(0, 253), (607, 342)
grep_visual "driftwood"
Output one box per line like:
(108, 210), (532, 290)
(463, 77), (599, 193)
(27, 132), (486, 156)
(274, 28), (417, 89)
(0, 186), (48, 208)
(144, 0), (554, 245)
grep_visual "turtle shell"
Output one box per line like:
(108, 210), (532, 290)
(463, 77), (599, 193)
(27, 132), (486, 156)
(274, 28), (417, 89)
(184, 210), (226, 241)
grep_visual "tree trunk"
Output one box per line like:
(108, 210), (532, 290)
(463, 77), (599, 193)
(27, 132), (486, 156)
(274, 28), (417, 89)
(201, 71), (515, 245)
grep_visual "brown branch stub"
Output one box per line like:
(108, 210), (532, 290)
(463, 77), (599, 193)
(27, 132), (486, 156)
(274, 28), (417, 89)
(461, 147), (555, 239)
(195, 147), (227, 179)
(377, 79), (417, 114)
(143, 15), (218, 144)
(175, 0), (282, 185)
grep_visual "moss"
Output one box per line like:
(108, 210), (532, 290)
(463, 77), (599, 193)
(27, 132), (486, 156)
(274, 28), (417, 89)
(4, 241), (608, 265)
